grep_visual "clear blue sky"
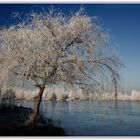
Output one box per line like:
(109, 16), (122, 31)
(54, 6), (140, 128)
(0, 4), (140, 92)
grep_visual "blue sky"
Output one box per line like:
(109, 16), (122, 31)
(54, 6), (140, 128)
(0, 4), (140, 92)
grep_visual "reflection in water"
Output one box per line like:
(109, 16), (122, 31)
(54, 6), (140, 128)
(18, 100), (140, 136)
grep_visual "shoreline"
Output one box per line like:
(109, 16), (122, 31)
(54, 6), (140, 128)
(0, 104), (66, 136)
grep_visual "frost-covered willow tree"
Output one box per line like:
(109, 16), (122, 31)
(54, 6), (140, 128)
(0, 8), (122, 125)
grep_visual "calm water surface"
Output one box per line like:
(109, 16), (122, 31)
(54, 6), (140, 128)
(18, 100), (140, 136)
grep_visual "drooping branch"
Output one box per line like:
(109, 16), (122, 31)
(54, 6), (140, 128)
(0, 8), (123, 124)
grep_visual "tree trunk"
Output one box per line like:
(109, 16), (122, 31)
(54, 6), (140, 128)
(25, 86), (45, 126)
(113, 77), (117, 100)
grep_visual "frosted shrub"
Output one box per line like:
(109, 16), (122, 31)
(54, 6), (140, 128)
(0, 88), (15, 101)
(130, 90), (140, 101)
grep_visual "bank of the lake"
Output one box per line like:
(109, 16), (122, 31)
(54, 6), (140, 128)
(0, 104), (65, 136)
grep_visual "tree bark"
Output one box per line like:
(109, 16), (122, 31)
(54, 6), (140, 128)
(25, 86), (45, 126)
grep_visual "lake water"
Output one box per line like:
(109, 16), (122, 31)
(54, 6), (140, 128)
(17, 100), (140, 136)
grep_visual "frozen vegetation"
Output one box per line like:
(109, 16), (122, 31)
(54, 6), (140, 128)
(1, 86), (140, 101)
(0, 8), (123, 124)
